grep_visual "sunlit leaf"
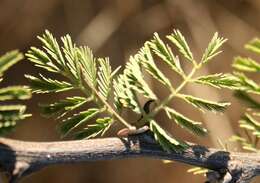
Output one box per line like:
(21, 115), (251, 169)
(181, 94), (230, 113)
(194, 73), (241, 89)
(0, 50), (23, 75)
(148, 33), (184, 75)
(201, 32), (227, 63)
(26, 47), (59, 73)
(0, 86), (31, 101)
(167, 29), (193, 62)
(150, 120), (188, 152)
(97, 58), (114, 99)
(78, 46), (97, 87)
(59, 108), (100, 137)
(25, 74), (73, 93)
(138, 44), (172, 88)
(40, 96), (89, 118)
(234, 91), (260, 109)
(233, 57), (260, 72)
(245, 38), (260, 54)
(74, 117), (113, 139)
(165, 107), (207, 136)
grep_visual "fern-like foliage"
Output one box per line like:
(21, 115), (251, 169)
(113, 30), (232, 151)
(230, 38), (260, 152)
(0, 51), (31, 135)
(27, 30), (236, 152)
(26, 31), (124, 140)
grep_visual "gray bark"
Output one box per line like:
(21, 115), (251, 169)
(0, 133), (259, 183)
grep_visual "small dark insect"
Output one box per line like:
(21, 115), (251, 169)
(117, 99), (155, 137)
(137, 99), (156, 122)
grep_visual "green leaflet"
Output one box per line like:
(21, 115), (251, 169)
(40, 96), (90, 118)
(239, 114), (260, 138)
(25, 74), (73, 93)
(230, 135), (259, 152)
(230, 37), (260, 153)
(234, 136), (259, 153)
(26, 47), (59, 73)
(165, 107), (207, 136)
(98, 58), (112, 99)
(194, 73), (241, 89)
(245, 38), (260, 54)
(0, 105), (31, 135)
(194, 72), (260, 94)
(97, 58), (120, 100)
(78, 46), (97, 88)
(74, 117), (113, 139)
(113, 74), (141, 113)
(138, 44), (172, 88)
(148, 33), (184, 75)
(0, 50), (24, 75)
(37, 30), (66, 69)
(181, 94), (230, 113)
(150, 120), (188, 152)
(59, 108), (100, 137)
(0, 51), (31, 136)
(61, 35), (81, 81)
(0, 121), (17, 135)
(167, 29), (194, 63)
(232, 72), (260, 94)
(233, 57), (260, 72)
(0, 86), (31, 101)
(201, 32), (227, 64)
(234, 91), (260, 109)
(125, 55), (157, 100)
(0, 105), (29, 121)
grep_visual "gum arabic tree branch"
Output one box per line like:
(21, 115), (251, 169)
(0, 132), (260, 183)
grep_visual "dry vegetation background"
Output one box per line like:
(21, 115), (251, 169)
(0, 0), (260, 182)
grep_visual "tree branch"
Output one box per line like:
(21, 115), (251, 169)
(0, 132), (259, 183)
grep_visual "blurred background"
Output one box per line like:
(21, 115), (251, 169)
(0, 0), (260, 182)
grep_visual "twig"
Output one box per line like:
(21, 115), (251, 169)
(0, 133), (259, 183)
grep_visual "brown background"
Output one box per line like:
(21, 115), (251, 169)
(0, 0), (259, 182)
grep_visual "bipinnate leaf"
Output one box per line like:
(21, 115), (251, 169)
(25, 74), (73, 93)
(0, 50), (23, 75)
(148, 33), (184, 75)
(167, 30), (194, 62)
(26, 47), (59, 73)
(234, 91), (260, 109)
(165, 107), (207, 136)
(149, 120), (188, 152)
(181, 94), (230, 113)
(239, 113), (260, 138)
(40, 96), (89, 118)
(245, 38), (260, 54)
(230, 135), (258, 152)
(233, 57), (260, 72)
(194, 73), (241, 89)
(0, 86), (31, 101)
(113, 74), (141, 113)
(138, 44), (172, 88)
(201, 32), (227, 64)
(59, 108), (100, 137)
(74, 117), (113, 139)
(0, 51), (31, 136)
